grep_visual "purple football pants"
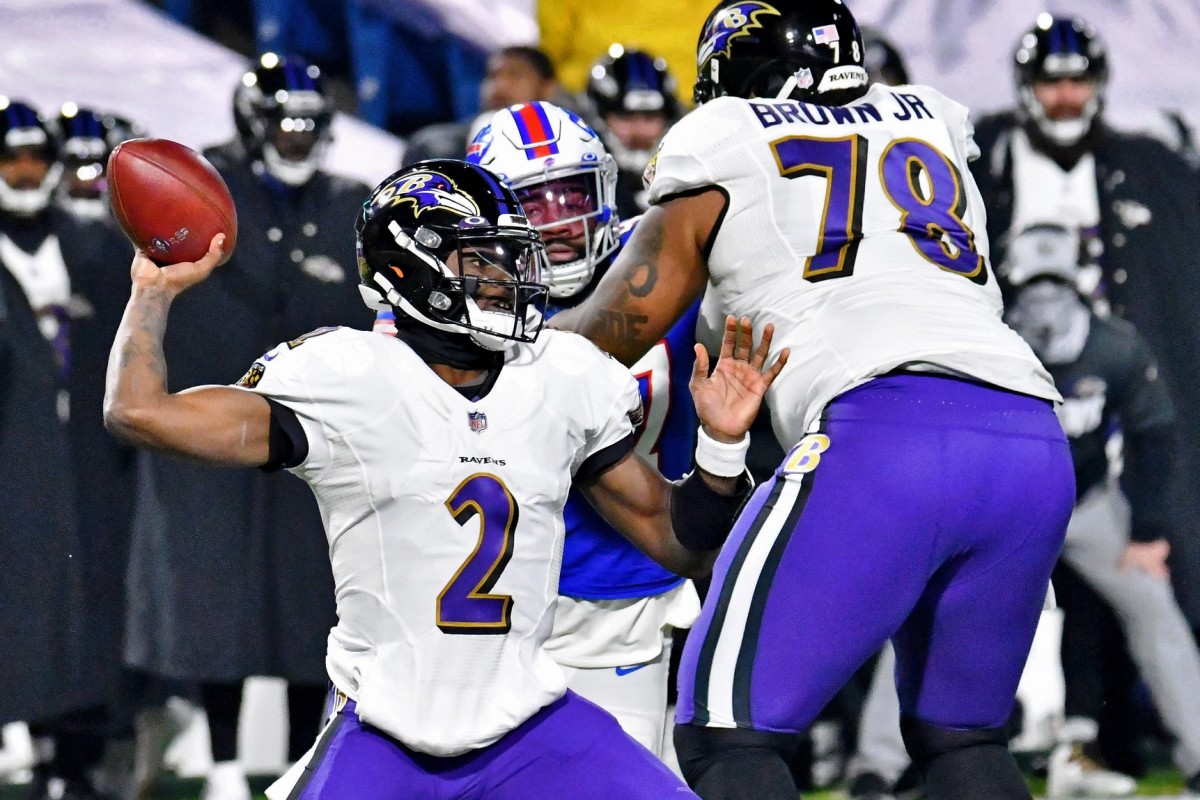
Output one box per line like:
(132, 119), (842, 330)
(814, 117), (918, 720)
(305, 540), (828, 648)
(286, 690), (697, 799)
(677, 374), (1074, 732)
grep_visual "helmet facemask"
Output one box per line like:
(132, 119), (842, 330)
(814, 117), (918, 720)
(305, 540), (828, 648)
(360, 215), (549, 352)
(256, 93), (331, 186)
(512, 166), (617, 299)
(235, 57), (333, 187)
(1017, 76), (1104, 148)
(56, 133), (109, 219)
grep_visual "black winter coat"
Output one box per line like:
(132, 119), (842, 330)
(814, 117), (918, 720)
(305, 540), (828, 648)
(0, 209), (131, 723)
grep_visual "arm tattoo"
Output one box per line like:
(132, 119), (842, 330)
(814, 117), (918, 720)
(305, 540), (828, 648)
(124, 291), (170, 383)
(600, 311), (650, 348)
(619, 214), (664, 299)
(110, 287), (173, 408)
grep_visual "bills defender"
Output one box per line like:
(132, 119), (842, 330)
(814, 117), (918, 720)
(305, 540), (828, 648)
(104, 160), (788, 799)
(551, 2), (1074, 799)
(378, 102), (703, 755)
(472, 101), (703, 755)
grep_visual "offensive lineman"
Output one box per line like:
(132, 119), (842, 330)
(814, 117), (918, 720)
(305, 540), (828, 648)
(103, 160), (786, 799)
(550, 2), (1074, 799)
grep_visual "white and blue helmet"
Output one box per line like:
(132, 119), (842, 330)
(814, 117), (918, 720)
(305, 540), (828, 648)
(467, 101), (619, 299)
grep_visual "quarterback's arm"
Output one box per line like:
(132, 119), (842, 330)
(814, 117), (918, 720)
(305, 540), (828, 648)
(580, 453), (744, 578)
(104, 236), (273, 467)
(549, 189), (726, 365)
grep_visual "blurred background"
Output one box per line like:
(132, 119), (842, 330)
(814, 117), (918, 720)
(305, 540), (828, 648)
(3, 1), (1200, 798)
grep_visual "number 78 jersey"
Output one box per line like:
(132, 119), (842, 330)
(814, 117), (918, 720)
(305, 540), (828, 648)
(648, 84), (1058, 446)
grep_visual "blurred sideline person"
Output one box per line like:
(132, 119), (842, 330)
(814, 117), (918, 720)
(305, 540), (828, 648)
(380, 100), (704, 754)
(971, 15), (1200, 634)
(403, 46), (567, 166)
(52, 105), (144, 221)
(1004, 225), (1200, 796)
(551, 1), (1073, 798)
(861, 29), (909, 87)
(0, 97), (135, 800)
(126, 54), (372, 800)
(585, 45), (680, 217)
(104, 159), (786, 799)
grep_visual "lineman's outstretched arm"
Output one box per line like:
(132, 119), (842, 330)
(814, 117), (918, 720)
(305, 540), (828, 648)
(104, 234), (272, 467)
(548, 189), (726, 365)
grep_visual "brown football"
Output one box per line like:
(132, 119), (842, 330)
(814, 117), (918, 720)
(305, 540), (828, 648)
(107, 138), (237, 265)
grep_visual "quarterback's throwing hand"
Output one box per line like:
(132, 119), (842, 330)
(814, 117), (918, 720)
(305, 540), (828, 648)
(130, 233), (227, 298)
(690, 315), (789, 443)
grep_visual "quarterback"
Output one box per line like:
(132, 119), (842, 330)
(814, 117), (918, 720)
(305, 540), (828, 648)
(377, 101), (705, 754)
(103, 160), (786, 798)
(551, 1), (1074, 799)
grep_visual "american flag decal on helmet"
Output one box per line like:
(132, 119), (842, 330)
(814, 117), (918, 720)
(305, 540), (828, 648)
(812, 24), (839, 44)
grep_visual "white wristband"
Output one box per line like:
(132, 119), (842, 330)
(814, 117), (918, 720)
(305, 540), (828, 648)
(694, 426), (750, 478)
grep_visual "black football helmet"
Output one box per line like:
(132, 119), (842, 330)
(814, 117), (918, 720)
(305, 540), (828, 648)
(587, 45), (680, 120)
(0, 97), (61, 217)
(356, 160), (549, 352)
(234, 53), (333, 185)
(53, 104), (112, 218)
(694, 0), (868, 106)
(861, 29), (909, 86)
(1014, 14), (1108, 147)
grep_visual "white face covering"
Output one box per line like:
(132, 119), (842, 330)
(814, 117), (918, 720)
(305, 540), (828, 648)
(262, 142), (323, 186)
(603, 132), (656, 175)
(0, 162), (63, 217)
(1019, 85), (1102, 148)
(1006, 279), (1091, 365)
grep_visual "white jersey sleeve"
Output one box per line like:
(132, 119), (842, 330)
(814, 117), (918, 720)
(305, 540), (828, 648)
(558, 333), (642, 476)
(646, 86), (1058, 446)
(234, 326), (382, 479)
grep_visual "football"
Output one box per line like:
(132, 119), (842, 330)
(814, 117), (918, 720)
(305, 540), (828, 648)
(107, 138), (237, 265)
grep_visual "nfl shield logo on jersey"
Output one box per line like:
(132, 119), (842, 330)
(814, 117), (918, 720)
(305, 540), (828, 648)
(468, 411), (488, 433)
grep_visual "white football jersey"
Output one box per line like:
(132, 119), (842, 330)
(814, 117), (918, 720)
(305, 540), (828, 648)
(238, 327), (640, 756)
(649, 84), (1059, 447)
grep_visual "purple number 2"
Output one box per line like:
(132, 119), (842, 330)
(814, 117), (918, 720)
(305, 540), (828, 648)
(437, 473), (518, 634)
(770, 134), (986, 284)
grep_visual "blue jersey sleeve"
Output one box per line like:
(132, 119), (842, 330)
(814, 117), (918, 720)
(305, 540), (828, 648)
(559, 300), (702, 600)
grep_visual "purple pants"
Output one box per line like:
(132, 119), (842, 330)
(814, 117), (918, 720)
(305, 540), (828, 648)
(286, 690), (697, 799)
(677, 374), (1074, 732)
